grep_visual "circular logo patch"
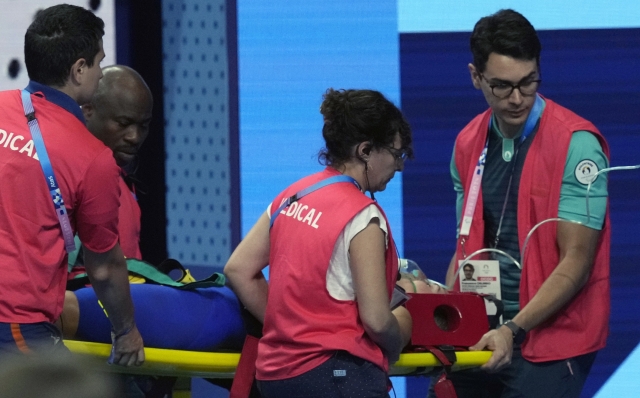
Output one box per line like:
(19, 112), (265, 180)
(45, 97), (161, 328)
(574, 159), (599, 185)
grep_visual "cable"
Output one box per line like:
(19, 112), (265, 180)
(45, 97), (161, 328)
(521, 164), (640, 267)
(446, 163), (640, 291)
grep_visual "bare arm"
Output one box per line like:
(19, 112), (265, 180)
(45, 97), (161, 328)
(472, 221), (600, 371)
(445, 253), (457, 288)
(511, 221), (599, 330)
(392, 305), (413, 351)
(84, 243), (144, 366)
(350, 221), (408, 363)
(224, 212), (271, 323)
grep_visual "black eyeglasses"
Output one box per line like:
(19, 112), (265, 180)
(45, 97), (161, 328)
(479, 73), (542, 99)
(382, 146), (408, 162)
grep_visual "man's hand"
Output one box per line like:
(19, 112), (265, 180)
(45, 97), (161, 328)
(84, 244), (145, 366)
(469, 325), (513, 372)
(109, 326), (145, 367)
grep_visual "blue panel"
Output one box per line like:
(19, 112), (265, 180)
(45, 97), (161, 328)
(162, 0), (232, 267)
(596, 343), (640, 396)
(400, 28), (640, 396)
(398, 0), (640, 32)
(238, 0), (405, 256)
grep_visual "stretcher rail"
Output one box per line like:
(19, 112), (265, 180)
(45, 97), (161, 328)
(65, 340), (492, 378)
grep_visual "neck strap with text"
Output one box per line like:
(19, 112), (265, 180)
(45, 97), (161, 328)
(270, 175), (360, 229)
(20, 89), (76, 253)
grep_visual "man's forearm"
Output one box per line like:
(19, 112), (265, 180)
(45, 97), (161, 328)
(512, 265), (585, 332)
(84, 244), (137, 333)
(512, 223), (599, 331)
(91, 271), (136, 333)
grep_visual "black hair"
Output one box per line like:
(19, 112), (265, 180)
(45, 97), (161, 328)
(470, 9), (541, 73)
(463, 263), (475, 272)
(318, 88), (412, 166)
(25, 4), (105, 87)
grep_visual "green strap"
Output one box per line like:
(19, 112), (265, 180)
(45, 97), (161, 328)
(125, 259), (186, 287)
(126, 258), (226, 289)
(69, 258), (225, 290)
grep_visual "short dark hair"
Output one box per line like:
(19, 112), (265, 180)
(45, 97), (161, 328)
(318, 89), (412, 166)
(25, 4), (105, 87)
(470, 9), (541, 73)
(463, 263), (474, 272)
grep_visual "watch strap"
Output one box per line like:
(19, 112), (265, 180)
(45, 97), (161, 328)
(502, 320), (526, 344)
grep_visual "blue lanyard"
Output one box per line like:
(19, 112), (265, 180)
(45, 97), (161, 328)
(491, 94), (544, 247)
(459, 94), (544, 239)
(489, 94), (544, 145)
(20, 90), (76, 253)
(270, 175), (360, 229)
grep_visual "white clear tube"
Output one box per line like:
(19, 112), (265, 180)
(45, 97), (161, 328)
(447, 164), (640, 291)
(521, 165), (640, 263)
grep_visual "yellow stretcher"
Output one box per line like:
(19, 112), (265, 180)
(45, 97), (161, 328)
(65, 340), (492, 378)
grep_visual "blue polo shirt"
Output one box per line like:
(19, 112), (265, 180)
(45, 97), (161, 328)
(25, 80), (85, 124)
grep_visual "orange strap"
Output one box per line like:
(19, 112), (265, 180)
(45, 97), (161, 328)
(10, 323), (32, 354)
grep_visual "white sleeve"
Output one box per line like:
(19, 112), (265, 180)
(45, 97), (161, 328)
(325, 204), (388, 301)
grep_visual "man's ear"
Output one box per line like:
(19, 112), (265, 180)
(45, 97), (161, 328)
(69, 58), (88, 86)
(468, 63), (482, 90)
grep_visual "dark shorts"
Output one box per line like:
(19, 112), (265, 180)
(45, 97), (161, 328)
(0, 322), (69, 357)
(428, 348), (597, 398)
(257, 351), (390, 398)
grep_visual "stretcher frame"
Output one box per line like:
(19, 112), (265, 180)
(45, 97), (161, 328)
(65, 340), (492, 378)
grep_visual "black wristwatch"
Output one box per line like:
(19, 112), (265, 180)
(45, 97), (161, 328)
(502, 320), (526, 345)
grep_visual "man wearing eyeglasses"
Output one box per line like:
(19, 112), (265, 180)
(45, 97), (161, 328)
(436, 9), (611, 398)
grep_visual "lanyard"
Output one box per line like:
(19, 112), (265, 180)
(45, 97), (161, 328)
(269, 174), (360, 229)
(20, 90), (76, 253)
(492, 144), (521, 248)
(459, 94), (544, 241)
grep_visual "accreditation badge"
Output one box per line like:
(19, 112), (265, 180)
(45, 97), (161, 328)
(458, 260), (501, 317)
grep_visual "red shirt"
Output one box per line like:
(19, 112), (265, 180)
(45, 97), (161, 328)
(118, 175), (142, 259)
(257, 167), (398, 380)
(0, 85), (120, 323)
